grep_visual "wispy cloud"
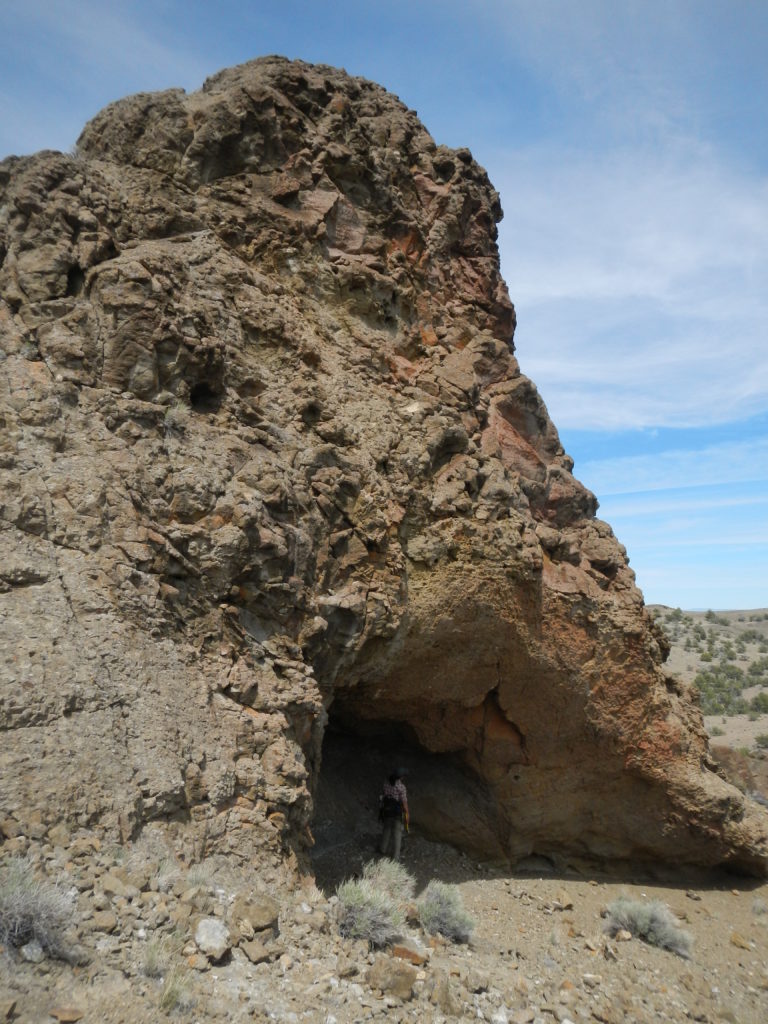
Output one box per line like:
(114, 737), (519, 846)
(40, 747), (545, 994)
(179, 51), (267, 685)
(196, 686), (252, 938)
(605, 491), (768, 519)
(473, 2), (768, 434)
(635, 560), (767, 610)
(0, 0), (210, 155)
(599, 480), (768, 607)
(494, 146), (768, 430)
(577, 437), (768, 495)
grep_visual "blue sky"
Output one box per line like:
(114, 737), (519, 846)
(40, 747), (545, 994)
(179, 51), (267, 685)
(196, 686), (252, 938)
(1, 0), (766, 609)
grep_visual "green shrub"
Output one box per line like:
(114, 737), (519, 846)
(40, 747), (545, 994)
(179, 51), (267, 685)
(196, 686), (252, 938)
(0, 857), (75, 959)
(604, 897), (691, 958)
(694, 662), (748, 714)
(417, 880), (474, 944)
(710, 725), (725, 737)
(336, 878), (404, 947)
(361, 859), (416, 906)
(755, 734), (768, 750)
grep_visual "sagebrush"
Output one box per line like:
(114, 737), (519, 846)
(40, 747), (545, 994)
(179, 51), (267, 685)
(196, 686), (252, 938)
(361, 858), (416, 905)
(417, 880), (474, 944)
(604, 897), (692, 958)
(336, 877), (404, 947)
(0, 857), (75, 958)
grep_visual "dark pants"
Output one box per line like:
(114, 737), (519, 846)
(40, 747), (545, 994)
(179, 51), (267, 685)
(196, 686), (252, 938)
(380, 817), (403, 860)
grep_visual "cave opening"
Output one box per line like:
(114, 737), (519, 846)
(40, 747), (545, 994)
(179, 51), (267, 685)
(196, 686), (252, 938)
(65, 264), (85, 297)
(310, 698), (506, 891)
(189, 381), (222, 413)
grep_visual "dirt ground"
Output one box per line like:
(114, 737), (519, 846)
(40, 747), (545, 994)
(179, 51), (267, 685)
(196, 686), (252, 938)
(4, 825), (766, 1024)
(314, 826), (768, 1024)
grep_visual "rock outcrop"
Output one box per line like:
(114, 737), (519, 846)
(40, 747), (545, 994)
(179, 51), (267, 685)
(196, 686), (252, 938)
(1, 56), (766, 876)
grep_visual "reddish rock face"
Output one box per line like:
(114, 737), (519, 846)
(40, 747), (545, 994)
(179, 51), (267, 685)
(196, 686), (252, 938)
(0, 57), (765, 876)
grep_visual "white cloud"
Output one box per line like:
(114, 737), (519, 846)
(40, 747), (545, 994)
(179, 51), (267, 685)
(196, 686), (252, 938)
(493, 147), (768, 430)
(604, 492), (768, 519)
(576, 437), (768, 496)
(634, 561), (767, 610)
(469, 2), (768, 433)
(0, 0), (211, 155)
(498, 149), (768, 305)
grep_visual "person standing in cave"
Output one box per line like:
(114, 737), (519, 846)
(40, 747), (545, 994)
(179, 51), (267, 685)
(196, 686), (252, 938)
(379, 768), (409, 860)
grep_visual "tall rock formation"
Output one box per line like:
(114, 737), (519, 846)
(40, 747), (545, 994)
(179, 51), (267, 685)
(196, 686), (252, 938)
(1, 57), (765, 876)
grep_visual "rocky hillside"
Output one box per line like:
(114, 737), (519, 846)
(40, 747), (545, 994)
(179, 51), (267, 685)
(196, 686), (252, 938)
(1, 56), (767, 880)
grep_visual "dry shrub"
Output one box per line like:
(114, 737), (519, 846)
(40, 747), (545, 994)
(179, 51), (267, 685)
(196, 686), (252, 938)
(604, 897), (692, 958)
(361, 858), (416, 905)
(0, 857), (75, 959)
(336, 877), (404, 947)
(417, 880), (474, 944)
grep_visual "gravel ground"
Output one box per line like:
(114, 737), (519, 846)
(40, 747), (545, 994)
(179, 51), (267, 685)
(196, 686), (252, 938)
(2, 820), (768, 1024)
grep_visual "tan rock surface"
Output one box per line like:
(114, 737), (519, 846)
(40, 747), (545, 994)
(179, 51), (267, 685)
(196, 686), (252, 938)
(0, 56), (766, 878)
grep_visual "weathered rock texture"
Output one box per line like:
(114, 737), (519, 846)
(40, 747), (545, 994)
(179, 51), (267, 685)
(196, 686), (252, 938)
(1, 57), (766, 875)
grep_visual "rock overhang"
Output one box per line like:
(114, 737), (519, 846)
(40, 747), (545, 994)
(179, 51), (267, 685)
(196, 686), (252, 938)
(0, 55), (766, 878)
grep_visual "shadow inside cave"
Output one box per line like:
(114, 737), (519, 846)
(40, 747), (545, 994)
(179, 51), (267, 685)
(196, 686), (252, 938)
(309, 714), (767, 897)
(310, 712), (507, 895)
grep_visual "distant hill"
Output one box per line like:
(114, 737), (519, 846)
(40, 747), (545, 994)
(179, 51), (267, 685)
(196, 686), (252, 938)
(650, 605), (768, 749)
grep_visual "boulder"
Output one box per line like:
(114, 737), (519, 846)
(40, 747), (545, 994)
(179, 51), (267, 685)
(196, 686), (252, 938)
(194, 918), (231, 961)
(366, 954), (417, 1000)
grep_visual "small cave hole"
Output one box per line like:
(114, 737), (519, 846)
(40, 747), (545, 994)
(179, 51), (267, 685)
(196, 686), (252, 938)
(189, 381), (222, 413)
(300, 399), (323, 426)
(65, 264), (85, 297)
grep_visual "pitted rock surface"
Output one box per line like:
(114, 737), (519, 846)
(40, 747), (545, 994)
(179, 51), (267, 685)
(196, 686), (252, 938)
(1, 56), (766, 875)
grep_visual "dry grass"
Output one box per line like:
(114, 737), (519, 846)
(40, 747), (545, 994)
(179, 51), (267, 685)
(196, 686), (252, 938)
(140, 931), (184, 979)
(0, 857), (75, 959)
(159, 965), (195, 1012)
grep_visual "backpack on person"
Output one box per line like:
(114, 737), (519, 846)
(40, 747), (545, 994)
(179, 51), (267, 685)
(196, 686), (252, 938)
(379, 793), (402, 820)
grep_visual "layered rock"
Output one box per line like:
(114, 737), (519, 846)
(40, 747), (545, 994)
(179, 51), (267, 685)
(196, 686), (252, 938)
(0, 56), (765, 875)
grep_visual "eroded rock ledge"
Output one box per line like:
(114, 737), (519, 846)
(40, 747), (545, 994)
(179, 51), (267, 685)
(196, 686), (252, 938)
(1, 56), (766, 877)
